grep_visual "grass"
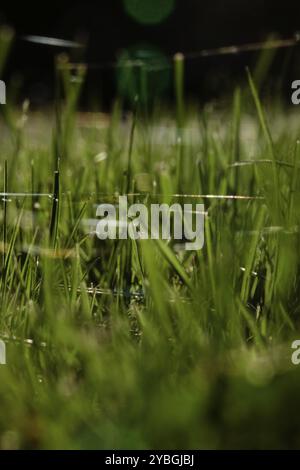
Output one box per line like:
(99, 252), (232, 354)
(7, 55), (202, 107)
(1, 33), (300, 450)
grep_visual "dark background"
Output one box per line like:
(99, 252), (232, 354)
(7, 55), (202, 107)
(1, 0), (300, 107)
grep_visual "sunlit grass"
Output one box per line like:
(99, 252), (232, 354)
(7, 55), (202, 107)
(1, 32), (300, 450)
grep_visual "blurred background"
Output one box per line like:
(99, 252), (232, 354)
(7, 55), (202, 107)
(1, 0), (300, 108)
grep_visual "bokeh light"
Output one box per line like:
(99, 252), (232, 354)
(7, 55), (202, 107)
(116, 44), (171, 105)
(123, 0), (176, 25)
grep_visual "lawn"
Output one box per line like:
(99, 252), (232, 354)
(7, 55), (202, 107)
(1, 29), (300, 450)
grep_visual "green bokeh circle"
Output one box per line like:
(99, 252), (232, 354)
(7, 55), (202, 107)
(116, 45), (171, 105)
(124, 0), (175, 25)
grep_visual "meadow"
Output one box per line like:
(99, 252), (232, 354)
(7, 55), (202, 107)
(1, 28), (300, 449)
